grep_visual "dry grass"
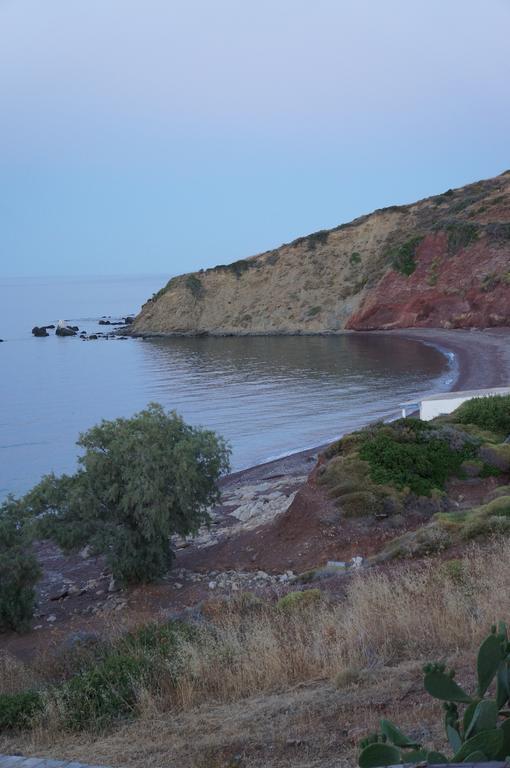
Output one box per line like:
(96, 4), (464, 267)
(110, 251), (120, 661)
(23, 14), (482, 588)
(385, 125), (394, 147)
(171, 538), (509, 709)
(2, 538), (510, 766)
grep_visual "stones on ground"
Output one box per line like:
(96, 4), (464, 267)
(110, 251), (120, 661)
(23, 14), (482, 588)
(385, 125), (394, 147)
(46, 614), (57, 623)
(49, 585), (69, 601)
(79, 544), (92, 559)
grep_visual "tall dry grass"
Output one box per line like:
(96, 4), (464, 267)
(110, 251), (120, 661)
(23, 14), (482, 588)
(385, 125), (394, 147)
(3, 538), (510, 735)
(172, 539), (509, 709)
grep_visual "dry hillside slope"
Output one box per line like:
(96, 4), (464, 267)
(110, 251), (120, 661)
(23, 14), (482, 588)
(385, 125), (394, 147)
(131, 171), (510, 336)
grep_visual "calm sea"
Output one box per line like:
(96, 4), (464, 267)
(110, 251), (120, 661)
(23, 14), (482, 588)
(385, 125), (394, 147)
(0, 275), (455, 498)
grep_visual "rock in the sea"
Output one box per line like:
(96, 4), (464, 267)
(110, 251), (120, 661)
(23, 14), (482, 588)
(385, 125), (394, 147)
(124, 316), (134, 324)
(55, 320), (77, 336)
(32, 326), (49, 337)
(99, 319), (111, 325)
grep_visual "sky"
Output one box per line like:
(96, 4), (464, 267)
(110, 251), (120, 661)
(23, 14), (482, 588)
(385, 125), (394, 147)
(1, 0), (509, 278)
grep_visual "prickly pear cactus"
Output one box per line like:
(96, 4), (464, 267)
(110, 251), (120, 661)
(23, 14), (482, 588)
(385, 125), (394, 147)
(358, 622), (510, 766)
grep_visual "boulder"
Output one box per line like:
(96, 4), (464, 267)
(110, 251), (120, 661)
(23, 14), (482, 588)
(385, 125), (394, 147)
(32, 326), (49, 337)
(99, 319), (111, 325)
(55, 320), (77, 337)
(124, 316), (134, 324)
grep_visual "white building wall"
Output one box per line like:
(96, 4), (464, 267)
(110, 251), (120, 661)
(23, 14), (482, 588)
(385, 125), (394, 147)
(420, 396), (472, 421)
(420, 387), (510, 421)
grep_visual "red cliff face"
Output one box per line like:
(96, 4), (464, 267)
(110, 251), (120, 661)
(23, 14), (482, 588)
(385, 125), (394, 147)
(347, 228), (510, 330)
(133, 171), (510, 336)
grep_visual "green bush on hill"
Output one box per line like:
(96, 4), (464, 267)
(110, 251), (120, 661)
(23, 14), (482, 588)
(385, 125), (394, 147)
(358, 419), (478, 496)
(454, 394), (510, 435)
(185, 273), (203, 298)
(0, 691), (43, 730)
(16, 404), (231, 585)
(389, 236), (424, 276)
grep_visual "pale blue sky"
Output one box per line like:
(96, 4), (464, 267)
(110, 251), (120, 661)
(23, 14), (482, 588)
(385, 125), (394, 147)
(1, 0), (509, 277)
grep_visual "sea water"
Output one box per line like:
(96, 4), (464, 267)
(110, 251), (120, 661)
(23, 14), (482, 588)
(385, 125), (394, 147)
(0, 274), (454, 498)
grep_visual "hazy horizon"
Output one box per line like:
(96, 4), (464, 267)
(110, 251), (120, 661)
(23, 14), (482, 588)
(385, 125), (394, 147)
(1, 0), (509, 277)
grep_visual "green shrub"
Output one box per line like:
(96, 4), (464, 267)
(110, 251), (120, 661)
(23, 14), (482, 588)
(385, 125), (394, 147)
(438, 558), (465, 584)
(210, 259), (254, 277)
(481, 273), (500, 292)
(377, 524), (451, 561)
(307, 306), (321, 318)
(389, 236), (424, 276)
(444, 221), (479, 254)
(0, 691), (43, 730)
(17, 404), (230, 585)
(0, 503), (41, 632)
(60, 653), (148, 729)
(276, 589), (321, 612)
(358, 420), (477, 496)
(185, 274), (203, 298)
(454, 394), (510, 434)
(349, 252), (362, 266)
(306, 230), (329, 250)
(337, 491), (378, 518)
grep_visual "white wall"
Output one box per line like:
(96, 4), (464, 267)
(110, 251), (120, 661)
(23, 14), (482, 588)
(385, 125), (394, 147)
(420, 396), (472, 421)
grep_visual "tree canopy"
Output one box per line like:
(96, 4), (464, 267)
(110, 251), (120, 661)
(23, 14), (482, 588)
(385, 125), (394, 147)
(18, 403), (231, 584)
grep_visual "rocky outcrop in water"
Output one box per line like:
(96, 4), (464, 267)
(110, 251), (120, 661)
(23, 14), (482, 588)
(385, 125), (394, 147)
(129, 171), (510, 335)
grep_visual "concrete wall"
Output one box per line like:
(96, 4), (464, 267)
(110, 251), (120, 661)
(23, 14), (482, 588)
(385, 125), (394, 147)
(420, 395), (472, 421)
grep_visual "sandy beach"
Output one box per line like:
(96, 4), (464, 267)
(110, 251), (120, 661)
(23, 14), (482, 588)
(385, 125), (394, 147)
(224, 327), (510, 487)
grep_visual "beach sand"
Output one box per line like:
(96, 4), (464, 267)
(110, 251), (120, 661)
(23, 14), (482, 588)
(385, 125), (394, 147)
(223, 327), (510, 488)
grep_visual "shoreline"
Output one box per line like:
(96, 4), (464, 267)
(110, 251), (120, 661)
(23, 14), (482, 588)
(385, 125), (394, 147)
(221, 327), (510, 487)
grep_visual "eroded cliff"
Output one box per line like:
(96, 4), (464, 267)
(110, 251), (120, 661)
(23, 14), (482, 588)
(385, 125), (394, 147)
(131, 171), (510, 335)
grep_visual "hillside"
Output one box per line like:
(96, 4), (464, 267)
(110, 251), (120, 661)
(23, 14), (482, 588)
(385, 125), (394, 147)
(130, 171), (510, 336)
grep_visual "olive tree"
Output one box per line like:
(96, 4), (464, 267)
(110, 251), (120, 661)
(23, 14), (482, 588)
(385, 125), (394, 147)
(20, 404), (231, 584)
(0, 498), (41, 632)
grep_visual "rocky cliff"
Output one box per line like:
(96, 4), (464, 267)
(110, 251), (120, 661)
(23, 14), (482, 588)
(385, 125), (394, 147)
(131, 171), (510, 336)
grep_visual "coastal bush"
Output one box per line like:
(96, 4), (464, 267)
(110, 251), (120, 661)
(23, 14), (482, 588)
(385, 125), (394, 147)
(276, 589), (321, 612)
(337, 491), (378, 517)
(445, 221), (479, 254)
(0, 691), (43, 730)
(389, 236), (424, 276)
(376, 524), (451, 561)
(454, 394), (510, 435)
(54, 620), (194, 730)
(0, 500), (41, 632)
(185, 274), (203, 298)
(17, 404), (231, 585)
(307, 230), (329, 249)
(349, 251), (361, 266)
(358, 420), (477, 496)
(60, 653), (148, 729)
